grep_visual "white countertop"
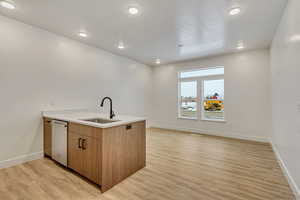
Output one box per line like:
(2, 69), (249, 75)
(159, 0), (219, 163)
(42, 109), (146, 128)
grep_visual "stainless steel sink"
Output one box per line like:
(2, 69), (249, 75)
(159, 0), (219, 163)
(82, 118), (119, 124)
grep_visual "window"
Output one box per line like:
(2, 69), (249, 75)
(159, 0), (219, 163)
(202, 79), (224, 120)
(179, 81), (197, 119)
(178, 67), (225, 121)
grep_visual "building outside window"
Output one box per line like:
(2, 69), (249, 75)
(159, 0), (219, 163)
(178, 67), (225, 121)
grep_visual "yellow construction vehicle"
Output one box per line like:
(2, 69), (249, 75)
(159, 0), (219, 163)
(204, 99), (224, 111)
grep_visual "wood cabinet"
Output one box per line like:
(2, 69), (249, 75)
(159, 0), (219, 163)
(68, 129), (99, 184)
(43, 118), (52, 157)
(69, 120), (146, 192)
(68, 132), (83, 174)
(126, 122), (146, 173)
(101, 121), (146, 192)
(44, 118), (146, 192)
(81, 135), (99, 183)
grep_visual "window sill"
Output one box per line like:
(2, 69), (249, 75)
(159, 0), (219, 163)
(201, 118), (227, 123)
(178, 116), (198, 121)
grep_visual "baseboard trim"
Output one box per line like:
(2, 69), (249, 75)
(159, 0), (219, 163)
(149, 121), (268, 143)
(0, 151), (43, 169)
(271, 142), (300, 200)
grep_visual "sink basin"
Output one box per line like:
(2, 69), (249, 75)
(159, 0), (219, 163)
(82, 118), (120, 124)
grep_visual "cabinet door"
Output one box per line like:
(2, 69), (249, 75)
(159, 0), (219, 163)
(136, 121), (146, 169)
(43, 118), (52, 157)
(68, 132), (83, 174)
(125, 125), (138, 176)
(101, 125), (126, 191)
(125, 121), (146, 175)
(81, 136), (99, 184)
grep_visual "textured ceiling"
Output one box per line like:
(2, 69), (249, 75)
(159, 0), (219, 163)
(0, 0), (287, 65)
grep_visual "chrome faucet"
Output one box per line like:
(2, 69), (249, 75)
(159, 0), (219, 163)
(100, 97), (115, 119)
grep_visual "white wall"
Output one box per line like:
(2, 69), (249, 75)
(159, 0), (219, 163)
(0, 15), (152, 166)
(271, 0), (300, 197)
(150, 49), (271, 142)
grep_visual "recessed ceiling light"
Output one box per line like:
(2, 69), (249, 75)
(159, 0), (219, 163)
(290, 35), (300, 42)
(229, 7), (241, 16)
(0, 1), (15, 9)
(118, 42), (125, 49)
(78, 32), (88, 38)
(128, 6), (139, 15)
(155, 59), (161, 64)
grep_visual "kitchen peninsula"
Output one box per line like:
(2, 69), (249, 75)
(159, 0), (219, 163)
(43, 110), (146, 192)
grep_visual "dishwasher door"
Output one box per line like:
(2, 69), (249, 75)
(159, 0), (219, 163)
(52, 120), (68, 166)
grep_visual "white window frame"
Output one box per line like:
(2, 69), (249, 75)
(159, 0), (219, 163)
(200, 77), (225, 122)
(177, 80), (199, 120)
(178, 67), (225, 122)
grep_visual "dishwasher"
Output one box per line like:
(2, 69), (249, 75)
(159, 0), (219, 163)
(52, 120), (68, 166)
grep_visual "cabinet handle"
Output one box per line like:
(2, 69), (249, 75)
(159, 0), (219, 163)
(126, 125), (132, 130)
(78, 138), (82, 149)
(82, 139), (86, 150)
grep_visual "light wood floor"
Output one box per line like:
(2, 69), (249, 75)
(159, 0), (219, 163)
(0, 128), (295, 200)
